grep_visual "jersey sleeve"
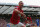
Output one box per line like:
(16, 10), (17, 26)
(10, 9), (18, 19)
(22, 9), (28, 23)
(11, 6), (18, 18)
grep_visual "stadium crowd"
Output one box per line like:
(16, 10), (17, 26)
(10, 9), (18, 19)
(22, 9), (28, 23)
(0, 17), (40, 27)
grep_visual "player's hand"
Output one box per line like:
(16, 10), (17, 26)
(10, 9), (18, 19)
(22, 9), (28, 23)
(23, 14), (26, 18)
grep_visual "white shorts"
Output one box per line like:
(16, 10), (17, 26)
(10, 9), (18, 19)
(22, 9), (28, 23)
(37, 26), (39, 27)
(26, 23), (31, 26)
(8, 22), (25, 27)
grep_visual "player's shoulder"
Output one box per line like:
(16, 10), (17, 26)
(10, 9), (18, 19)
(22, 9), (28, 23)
(15, 6), (18, 9)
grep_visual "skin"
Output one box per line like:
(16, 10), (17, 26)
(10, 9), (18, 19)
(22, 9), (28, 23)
(18, 1), (26, 27)
(8, 1), (26, 27)
(15, 1), (26, 27)
(19, 1), (23, 9)
(14, 1), (26, 18)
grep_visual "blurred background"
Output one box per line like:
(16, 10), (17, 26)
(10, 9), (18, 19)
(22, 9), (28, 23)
(0, 0), (40, 27)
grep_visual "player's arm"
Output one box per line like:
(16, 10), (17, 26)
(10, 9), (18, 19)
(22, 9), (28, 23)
(14, 9), (27, 20)
(22, 15), (27, 20)
(14, 9), (26, 18)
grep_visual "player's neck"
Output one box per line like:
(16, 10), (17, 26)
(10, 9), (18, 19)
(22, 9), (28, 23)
(19, 6), (22, 10)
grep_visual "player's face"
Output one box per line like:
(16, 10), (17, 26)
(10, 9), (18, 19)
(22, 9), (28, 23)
(19, 2), (23, 8)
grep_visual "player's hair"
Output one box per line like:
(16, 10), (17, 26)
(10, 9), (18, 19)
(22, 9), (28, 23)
(19, 1), (23, 3)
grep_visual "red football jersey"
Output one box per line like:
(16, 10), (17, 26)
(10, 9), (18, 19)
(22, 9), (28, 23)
(25, 17), (32, 24)
(27, 17), (32, 21)
(27, 17), (32, 23)
(10, 6), (23, 24)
